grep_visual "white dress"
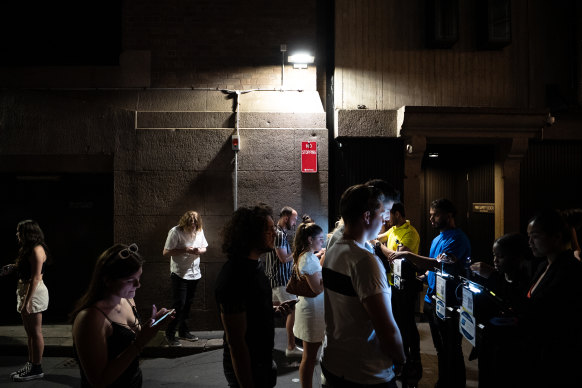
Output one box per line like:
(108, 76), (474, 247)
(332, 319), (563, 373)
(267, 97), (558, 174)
(292, 252), (325, 343)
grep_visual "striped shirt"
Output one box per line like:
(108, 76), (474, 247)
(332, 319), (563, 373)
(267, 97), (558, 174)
(264, 225), (292, 288)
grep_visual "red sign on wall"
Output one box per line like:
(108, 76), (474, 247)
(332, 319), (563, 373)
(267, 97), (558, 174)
(301, 141), (317, 173)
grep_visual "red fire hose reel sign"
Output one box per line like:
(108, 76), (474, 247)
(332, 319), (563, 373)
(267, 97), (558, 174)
(301, 141), (317, 173)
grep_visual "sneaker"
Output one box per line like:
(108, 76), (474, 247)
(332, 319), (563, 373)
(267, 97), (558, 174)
(10, 362), (31, 377)
(178, 331), (199, 341)
(285, 346), (303, 358)
(166, 336), (182, 347)
(12, 364), (43, 382)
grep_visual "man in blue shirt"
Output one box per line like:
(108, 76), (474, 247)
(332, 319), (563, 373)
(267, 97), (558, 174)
(389, 198), (471, 388)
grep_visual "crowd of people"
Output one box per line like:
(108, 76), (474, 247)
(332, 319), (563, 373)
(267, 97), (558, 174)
(2, 181), (582, 387)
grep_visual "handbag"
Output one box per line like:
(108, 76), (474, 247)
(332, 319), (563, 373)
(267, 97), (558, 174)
(286, 264), (318, 298)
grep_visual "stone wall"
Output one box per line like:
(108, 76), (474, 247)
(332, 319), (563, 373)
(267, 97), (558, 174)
(0, 89), (327, 328)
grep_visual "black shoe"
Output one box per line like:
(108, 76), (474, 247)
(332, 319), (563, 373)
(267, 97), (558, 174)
(178, 331), (199, 341)
(12, 363), (44, 382)
(10, 362), (31, 377)
(166, 336), (182, 347)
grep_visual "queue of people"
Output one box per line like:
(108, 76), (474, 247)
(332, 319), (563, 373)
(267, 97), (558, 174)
(3, 191), (582, 387)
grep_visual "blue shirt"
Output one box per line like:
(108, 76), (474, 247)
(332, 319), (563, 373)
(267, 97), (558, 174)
(424, 228), (471, 304)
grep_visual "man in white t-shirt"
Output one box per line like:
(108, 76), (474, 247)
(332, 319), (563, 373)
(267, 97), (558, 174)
(322, 184), (405, 387)
(163, 210), (208, 346)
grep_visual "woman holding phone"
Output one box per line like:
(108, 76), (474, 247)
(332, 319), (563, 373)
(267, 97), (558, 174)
(2, 220), (50, 382)
(71, 243), (172, 387)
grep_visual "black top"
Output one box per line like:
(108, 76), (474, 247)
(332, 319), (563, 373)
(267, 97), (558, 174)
(215, 257), (275, 386)
(76, 301), (143, 388)
(522, 250), (582, 385)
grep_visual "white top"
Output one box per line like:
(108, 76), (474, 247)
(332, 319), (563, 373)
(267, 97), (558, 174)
(164, 226), (208, 280)
(322, 238), (395, 384)
(293, 252), (325, 343)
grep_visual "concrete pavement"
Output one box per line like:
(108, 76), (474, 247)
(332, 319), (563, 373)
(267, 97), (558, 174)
(0, 324), (478, 387)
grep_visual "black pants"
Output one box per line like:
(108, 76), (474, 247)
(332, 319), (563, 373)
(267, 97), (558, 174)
(166, 273), (199, 337)
(424, 301), (466, 388)
(391, 287), (421, 362)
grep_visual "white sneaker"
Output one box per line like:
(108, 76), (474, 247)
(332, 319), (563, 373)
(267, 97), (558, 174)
(285, 346), (303, 357)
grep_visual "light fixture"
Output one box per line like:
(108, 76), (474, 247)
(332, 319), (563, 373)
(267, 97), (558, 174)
(288, 52), (315, 69)
(428, 152), (439, 158)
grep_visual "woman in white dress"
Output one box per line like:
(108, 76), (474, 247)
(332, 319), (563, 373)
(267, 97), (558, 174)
(292, 222), (325, 388)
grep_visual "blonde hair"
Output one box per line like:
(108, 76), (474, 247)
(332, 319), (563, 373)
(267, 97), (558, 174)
(292, 222), (323, 264)
(178, 210), (203, 232)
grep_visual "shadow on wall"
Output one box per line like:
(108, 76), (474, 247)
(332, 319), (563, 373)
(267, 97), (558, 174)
(131, 137), (235, 331)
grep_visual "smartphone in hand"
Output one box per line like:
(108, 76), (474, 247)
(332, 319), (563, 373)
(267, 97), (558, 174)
(151, 309), (175, 327)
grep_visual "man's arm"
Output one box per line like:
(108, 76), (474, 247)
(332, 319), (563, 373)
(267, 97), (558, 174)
(274, 230), (293, 263)
(362, 293), (406, 364)
(275, 247), (293, 263)
(389, 251), (450, 272)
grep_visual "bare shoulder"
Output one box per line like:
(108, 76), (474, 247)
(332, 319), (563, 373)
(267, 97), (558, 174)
(73, 308), (109, 340)
(32, 245), (47, 261)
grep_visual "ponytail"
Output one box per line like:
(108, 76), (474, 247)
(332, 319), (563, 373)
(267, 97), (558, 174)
(292, 222), (323, 264)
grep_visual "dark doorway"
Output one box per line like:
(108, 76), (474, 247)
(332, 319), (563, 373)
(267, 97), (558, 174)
(0, 173), (113, 324)
(330, 137), (405, 230)
(421, 144), (495, 264)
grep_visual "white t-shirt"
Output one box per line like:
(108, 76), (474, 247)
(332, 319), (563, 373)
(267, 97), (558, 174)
(322, 238), (395, 384)
(164, 226), (208, 280)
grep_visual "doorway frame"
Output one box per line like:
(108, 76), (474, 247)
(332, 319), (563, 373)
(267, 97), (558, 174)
(399, 106), (547, 239)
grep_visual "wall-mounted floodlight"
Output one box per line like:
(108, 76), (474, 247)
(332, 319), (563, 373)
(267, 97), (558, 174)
(288, 52), (315, 69)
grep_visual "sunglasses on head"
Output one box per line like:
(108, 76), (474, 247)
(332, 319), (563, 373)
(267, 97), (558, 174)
(118, 243), (139, 259)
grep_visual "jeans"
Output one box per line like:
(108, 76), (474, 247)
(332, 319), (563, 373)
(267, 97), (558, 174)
(424, 301), (466, 388)
(166, 272), (199, 337)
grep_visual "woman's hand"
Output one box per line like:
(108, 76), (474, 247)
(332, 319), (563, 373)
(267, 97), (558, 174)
(274, 299), (297, 319)
(470, 262), (495, 279)
(0, 264), (16, 277)
(136, 305), (174, 347)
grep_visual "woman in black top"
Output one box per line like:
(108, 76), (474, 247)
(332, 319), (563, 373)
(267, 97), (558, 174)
(71, 243), (172, 387)
(1, 220), (50, 382)
(524, 209), (582, 387)
(215, 204), (295, 388)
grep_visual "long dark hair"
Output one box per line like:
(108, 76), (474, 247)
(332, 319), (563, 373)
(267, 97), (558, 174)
(292, 222), (323, 264)
(70, 244), (144, 321)
(15, 220), (49, 280)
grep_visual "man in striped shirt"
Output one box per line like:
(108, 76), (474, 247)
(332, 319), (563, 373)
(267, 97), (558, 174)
(264, 206), (302, 357)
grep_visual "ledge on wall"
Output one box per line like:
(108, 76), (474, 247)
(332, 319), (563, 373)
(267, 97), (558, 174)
(135, 90), (325, 130)
(399, 106), (549, 142)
